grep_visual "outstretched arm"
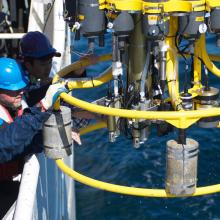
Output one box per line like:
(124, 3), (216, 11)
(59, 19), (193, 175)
(0, 107), (51, 163)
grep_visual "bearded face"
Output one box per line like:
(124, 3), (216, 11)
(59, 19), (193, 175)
(0, 89), (23, 110)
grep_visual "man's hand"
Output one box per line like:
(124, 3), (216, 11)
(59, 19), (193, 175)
(40, 83), (68, 110)
(84, 54), (98, 65)
(74, 54), (99, 76)
(72, 130), (82, 145)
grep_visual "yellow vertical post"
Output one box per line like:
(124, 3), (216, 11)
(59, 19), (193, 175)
(165, 16), (181, 109)
(193, 36), (202, 90)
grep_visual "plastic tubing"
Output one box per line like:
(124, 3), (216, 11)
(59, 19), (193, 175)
(56, 159), (220, 197)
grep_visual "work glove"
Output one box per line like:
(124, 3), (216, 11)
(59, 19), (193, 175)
(40, 83), (68, 110)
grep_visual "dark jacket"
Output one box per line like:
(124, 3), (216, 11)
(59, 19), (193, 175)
(24, 82), (50, 107)
(0, 107), (51, 163)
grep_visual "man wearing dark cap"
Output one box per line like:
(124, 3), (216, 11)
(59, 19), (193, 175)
(19, 31), (100, 144)
(19, 31), (96, 106)
(19, 31), (62, 106)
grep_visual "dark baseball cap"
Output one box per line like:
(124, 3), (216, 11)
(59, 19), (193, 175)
(20, 31), (61, 58)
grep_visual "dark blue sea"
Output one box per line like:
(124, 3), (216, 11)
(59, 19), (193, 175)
(72, 33), (220, 220)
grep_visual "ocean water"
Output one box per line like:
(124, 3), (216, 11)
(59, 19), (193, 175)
(72, 34), (220, 220)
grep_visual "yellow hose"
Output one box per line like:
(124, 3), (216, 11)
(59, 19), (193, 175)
(56, 159), (220, 198)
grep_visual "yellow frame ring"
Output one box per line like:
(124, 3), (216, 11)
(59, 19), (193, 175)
(53, 54), (112, 83)
(104, 0), (142, 11)
(59, 92), (220, 129)
(142, 1), (192, 14)
(56, 159), (220, 198)
(206, 0), (220, 10)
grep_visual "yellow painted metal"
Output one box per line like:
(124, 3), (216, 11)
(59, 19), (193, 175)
(188, 34), (203, 96)
(199, 34), (220, 78)
(52, 54), (112, 110)
(165, 17), (181, 109)
(59, 92), (220, 129)
(209, 54), (220, 63)
(99, 0), (106, 9)
(79, 121), (107, 135)
(67, 67), (112, 90)
(166, 114), (199, 129)
(188, 0), (206, 12)
(53, 99), (61, 110)
(104, 0), (142, 11)
(180, 53), (220, 64)
(52, 0), (220, 198)
(206, 0), (220, 10)
(99, 0), (208, 13)
(142, 1), (192, 14)
(193, 39), (202, 85)
(102, 0), (205, 13)
(56, 159), (220, 197)
(52, 54), (112, 83)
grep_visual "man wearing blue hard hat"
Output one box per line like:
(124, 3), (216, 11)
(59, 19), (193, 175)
(0, 57), (67, 218)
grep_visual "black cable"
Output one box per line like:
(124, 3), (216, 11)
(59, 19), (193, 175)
(90, 76), (95, 87)
(175, 34), (192, 93)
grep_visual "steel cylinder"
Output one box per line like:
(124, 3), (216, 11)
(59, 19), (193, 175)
(165, 138), (199, 196)
(195, 87), (219, 128)
(178, 11), (205, 39)
(210, 8), (220, 33)
(79, 0), (105, 37)
(113, 11), (134, 36)
(43, 106), (72, 159)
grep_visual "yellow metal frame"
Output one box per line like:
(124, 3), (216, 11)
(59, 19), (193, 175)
(99, 0), (209, 13)
(165, 17), (181, 109)
(79, 121), (107, 135)
(103, 0), (142, 11)
(199, 34), (220, 78)
(52, 2), (220, 197)
(56, 159), (220, 197)
(56, 120), (220, 198)
(51, 42), (220, 130)
(59, 92), (220, 129)
(53, 54), (112, 84)
(206, 0), (220, 10)
(142, 1), (192, 14)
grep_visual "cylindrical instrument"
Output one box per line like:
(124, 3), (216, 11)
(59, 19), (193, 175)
(166, 138), (199, 196)
(43, 106), (72, 159)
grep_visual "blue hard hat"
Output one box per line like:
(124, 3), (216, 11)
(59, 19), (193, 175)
(20, 31), (61, 58)
(0, 58), (29, 91)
